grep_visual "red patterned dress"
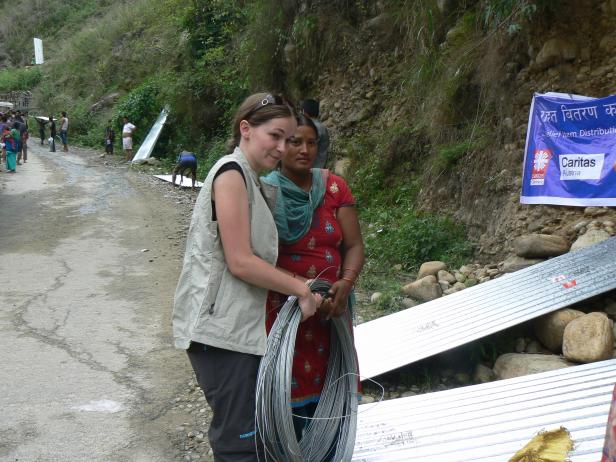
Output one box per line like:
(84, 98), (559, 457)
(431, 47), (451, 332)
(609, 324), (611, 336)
(265, 172), (355, 407)
(602, 384), (616, 462)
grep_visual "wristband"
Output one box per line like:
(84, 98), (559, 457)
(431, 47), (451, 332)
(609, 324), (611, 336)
(340, 276), (355, 285)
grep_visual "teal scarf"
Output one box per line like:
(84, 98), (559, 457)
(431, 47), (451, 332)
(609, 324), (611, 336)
(261, 169), (327, 244)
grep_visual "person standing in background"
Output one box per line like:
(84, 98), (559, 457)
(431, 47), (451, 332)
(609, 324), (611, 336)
(0, 114), (7, 167)
(36, 117), (47, 145)
(49, 115), (56, 152)
(15, 112), (28, 163)
(34, 117), (47, 146)
(3, 123), (20, 173)
(300, 99), (330, 169)
(59, 111), (69, 152)
(122, 116), (136, 162)
(23, 112), (30, 160)
(101, 120), (115, 158)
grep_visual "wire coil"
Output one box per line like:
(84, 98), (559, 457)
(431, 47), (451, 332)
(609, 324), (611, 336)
(256, 279), (359, 461)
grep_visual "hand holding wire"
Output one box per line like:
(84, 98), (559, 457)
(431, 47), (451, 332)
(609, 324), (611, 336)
(298, 290), (321, 321)
(320, 279), (352, 319)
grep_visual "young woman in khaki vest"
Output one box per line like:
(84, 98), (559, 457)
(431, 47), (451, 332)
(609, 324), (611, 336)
(173, 93), (321, 461)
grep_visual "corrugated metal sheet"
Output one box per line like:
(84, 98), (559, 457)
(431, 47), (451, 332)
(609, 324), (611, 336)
(131, 108), (169, 162)
(353, 359), (616, 461)
(153, 174), (204, 188)
(355, 237), (616, 379)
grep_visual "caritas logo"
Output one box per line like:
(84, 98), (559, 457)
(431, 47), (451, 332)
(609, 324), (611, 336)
(531, 149), (552, 186)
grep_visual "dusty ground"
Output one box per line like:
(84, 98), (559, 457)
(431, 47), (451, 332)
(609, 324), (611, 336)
(0, 142), (211, 461)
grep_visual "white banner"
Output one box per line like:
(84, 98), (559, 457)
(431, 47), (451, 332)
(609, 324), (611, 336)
(33, 38), (44, 64)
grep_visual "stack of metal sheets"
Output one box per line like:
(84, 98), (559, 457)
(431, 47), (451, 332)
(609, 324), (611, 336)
(355, 237), (616, 379)
(353, 359), (616, 461)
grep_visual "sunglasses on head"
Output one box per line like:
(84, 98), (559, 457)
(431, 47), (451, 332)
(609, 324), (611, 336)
(246, 94), (287, 118)
(260, 94), (284, 106)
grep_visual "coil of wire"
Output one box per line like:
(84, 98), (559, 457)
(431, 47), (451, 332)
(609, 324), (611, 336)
(256, 279), (359, 461)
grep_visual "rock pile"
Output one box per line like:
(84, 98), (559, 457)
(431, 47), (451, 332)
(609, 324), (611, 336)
(396, 259), (501, 303)
(365, 225), (616, 397)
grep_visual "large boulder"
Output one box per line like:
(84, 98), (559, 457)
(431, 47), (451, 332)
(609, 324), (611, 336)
(513, 234), (570, 258)
(493, 353), (573, 379)
(563, 312), (614, 363)
(499, 255), (544, 273)
(535, 38), (577, 69)
(570, 229), (611, 252)
(534, 308), (585, 352)
(417, 261), (448, 279)
(402, 275), (442, 302)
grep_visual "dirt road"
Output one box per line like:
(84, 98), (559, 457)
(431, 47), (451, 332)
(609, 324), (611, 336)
(0, 142), (207, 461)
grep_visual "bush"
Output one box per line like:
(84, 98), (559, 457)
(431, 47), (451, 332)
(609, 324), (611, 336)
(0, 67), (42, 92)
(363, 208), (472, 273)
(342, 115), (472, 276)
(114, 80), (162, 144)
(480, 0), (558, 34)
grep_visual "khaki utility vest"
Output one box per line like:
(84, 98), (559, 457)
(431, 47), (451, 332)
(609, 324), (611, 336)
(172, 147), (278, 355)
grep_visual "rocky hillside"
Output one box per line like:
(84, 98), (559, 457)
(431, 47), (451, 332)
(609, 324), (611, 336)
(309, 0), (616, 264)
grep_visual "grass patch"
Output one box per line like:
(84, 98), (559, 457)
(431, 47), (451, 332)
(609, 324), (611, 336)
(436, 140), (473, 170)
(0, 67), (42, 92)
(338, 112), (473, 299)
(433, 129), (488, 172)
(362, 207), (472, 274)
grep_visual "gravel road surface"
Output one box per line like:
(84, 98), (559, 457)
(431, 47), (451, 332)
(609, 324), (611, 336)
(0, 142), (210, 461)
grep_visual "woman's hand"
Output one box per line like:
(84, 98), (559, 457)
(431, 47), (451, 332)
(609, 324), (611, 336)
(320, 279), (353, 320)
(298, 288), (321, 322)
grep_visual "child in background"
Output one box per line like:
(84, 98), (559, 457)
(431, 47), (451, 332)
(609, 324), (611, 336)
(49, 115), (56, 152)
(101, 120), (115, 158)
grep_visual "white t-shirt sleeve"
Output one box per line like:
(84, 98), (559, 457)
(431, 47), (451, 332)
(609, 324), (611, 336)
(123, 123), (136, 134)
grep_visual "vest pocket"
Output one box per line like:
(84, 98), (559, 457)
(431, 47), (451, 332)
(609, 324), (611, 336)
(195, 252), (229, 334)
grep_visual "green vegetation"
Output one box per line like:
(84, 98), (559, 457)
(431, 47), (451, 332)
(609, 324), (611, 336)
(0, 67), (42, 92)
(344, 119), (472, 286)
(434, 129), (489, 172)
(114, 81), (162, 143)
(480, 0), (558, 33)
(363, 209), (472, 272)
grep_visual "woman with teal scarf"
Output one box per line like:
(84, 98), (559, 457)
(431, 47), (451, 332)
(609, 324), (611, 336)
(2, 124), (19, 172)
(262, 114), (365, 444)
